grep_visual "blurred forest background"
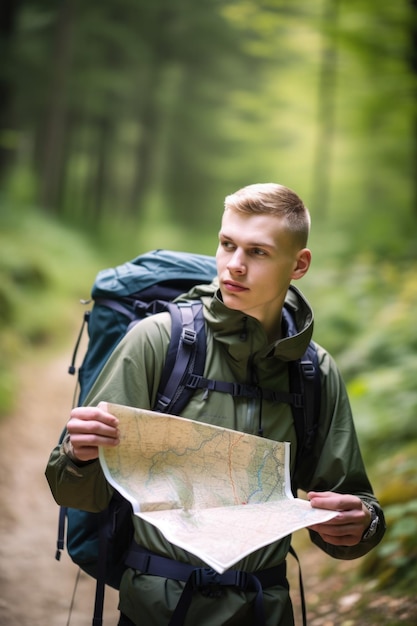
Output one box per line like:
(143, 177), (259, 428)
(1, 0), (416, 610)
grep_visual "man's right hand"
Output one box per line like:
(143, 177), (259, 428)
(66, 401), (120, 462)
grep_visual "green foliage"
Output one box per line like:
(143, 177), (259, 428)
(300, 253), (417, 593)
(360, 443), (417, 592)
(0, 200), (101, 415)
(302, 253), (417, 455)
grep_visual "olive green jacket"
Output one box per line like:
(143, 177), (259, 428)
(46, 283), (385, 625)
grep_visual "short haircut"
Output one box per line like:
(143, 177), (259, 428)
(224, 183), (311, 248)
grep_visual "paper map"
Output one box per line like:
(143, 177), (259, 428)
(99, 403), (337, 573)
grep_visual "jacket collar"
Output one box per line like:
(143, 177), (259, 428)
(191, 281), (314, 363)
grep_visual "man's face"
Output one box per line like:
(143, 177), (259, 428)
(216, 209), (307, 335)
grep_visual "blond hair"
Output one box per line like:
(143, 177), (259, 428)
(224, 183), (310, 248)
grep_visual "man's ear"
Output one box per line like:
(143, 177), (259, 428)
(292, 248), (311, 280)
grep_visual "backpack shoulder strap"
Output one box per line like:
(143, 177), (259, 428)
(281, 305), (321, 468)
(154, 301), (206, 415)
(288, 340), (321, 469)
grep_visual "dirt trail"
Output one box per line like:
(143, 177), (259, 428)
(0, 350), (415, 626)
(0, 352), (119, 626)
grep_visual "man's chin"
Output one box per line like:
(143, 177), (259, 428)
(220, 291), (245, 311)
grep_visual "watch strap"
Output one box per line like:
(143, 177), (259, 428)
(362, 502), (379, 541)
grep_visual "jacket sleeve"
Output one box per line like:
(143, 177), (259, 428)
(45, 313), (171, 511)
(295, 347), (386, 559)
(45, 442), (112, 511)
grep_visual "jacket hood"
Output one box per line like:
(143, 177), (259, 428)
(177, 279), (314, 362)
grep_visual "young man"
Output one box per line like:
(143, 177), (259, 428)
(46, 183), (385, 626)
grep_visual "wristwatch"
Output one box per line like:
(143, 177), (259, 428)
(362, 502), (379, 541)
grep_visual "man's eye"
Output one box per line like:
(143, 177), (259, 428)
(253, 248), (266, 256)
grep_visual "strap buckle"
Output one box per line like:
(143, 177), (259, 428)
(231, 383), (259, 399)
(300, 360), (315, 380)
(233, 569), (249, 589)
(182, 328), (197, 345)
(292, 393), (304, 408)
(185, 374), (202, 390)
(192, 568), (224, 598)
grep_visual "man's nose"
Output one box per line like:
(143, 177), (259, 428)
(227, 250), (246, 273)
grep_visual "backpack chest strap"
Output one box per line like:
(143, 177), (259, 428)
(185, 374), (301, 406)
(125, 543), (287, 626)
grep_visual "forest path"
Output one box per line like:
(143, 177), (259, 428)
(0, 351), (119, 626)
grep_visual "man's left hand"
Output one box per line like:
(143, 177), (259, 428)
(307, 491), (371, 546)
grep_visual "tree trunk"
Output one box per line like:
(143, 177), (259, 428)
(410, 0), (417, 215)
(128, 64), (161, 217)
(311, 0), (339, 217)
(0, 0), (20, 183)
(39, 0), (75, 213)
(90, 116), (113, 226)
